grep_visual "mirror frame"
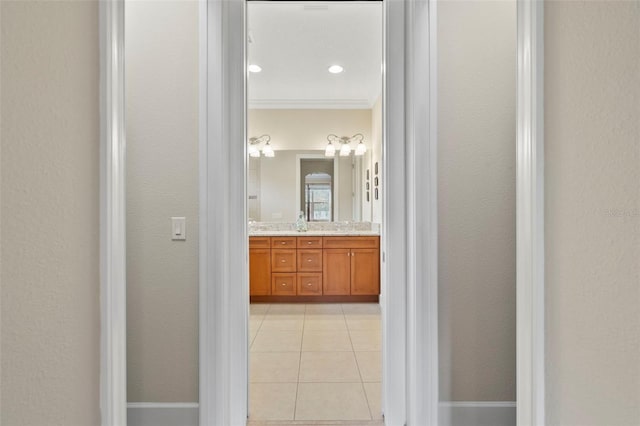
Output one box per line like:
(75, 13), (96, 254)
(99, 0), (545, 425)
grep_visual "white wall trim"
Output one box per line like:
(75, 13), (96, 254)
(440, 402), (517, 426)
(128, 403), (199, 426)
(249, 98), (374, 110)
(99, 0), (127, 425)
(199, 0), (248, 425)
(403, 0), (439, 425)
(516, 1), (545, 425)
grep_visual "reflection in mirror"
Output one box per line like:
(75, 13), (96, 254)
(301, 158), (334, 221)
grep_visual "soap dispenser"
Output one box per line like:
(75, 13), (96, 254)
(296, 211), (308, 232)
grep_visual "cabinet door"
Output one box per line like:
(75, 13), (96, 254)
(350, 248), (380, 295)
(249, 248), (271, 296)
(323, 249), (351, 295)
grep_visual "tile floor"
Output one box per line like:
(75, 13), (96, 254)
(249, 303), (382, 422)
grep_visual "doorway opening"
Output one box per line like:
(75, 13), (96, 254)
(246, 1), (384, 422)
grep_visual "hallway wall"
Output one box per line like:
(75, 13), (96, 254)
(0, 1), (101, 424)
(545, 2), (640, 425)
(438, 0), (517, 402)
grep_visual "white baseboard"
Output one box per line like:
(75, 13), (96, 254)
(127, 403), (199, 426)
(127, 401), (515, 426)
(439, 401), (516, 426)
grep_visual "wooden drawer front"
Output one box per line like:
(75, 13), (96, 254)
(271, 237), (297, 248)
(297, 249), (323, 272)
(297, 273), (322, 296)
(271, 249), (297, 272)
(272, 273), (296, 296)
(249, 237), (271, 249)
(322, 236), (380, 249)
(297, 236), (323, 248)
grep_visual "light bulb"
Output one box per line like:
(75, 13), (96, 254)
(339, 143), (351, 156)
(248, 144), (260, 157)
(355, 141), (367, 156)
(325, 142), (336, 157)
(262, 142), (275, 158)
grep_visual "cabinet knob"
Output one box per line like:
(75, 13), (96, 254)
(307, 283), (312, 286)
(307, 259), (312, 262)
(281, 260), (286, 263)
(281, 241), (286, 245)
(307, 241), (312, 244)
(281, 283), (286, 286)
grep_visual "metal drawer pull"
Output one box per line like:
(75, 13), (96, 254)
(281, 283), (286, 286)
(281, 241), (286, 245)
(307, 259), (312, 262)
(307, 283), (312, 286)
(307, 241), (313, 244)
(281, 259), (286, 263)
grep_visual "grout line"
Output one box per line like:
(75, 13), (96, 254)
(293, 304), (307, 421)
(346, 313), (373, 421)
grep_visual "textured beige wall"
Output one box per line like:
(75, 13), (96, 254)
(437, 0), (517, 401)
(545, 2), (640, 425)
(0, 1), (101, 424)
(125, 0), (199, 402)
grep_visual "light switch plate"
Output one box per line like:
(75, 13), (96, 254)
(171, 217), (186, 240)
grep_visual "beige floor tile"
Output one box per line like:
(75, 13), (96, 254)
(295, 383), (372, 421)
(305, 304), (344, 315)
(363, 382), (382, 420)
(304, 315), (348, 331)
(349, 329), (381, 351)
(341, 303), (380, 315)
(268, 304), (307, 315)
(250, 304), (271, 316)
(260, 317), (305, 331)
(345, 314), (381, 331)
(299, 352), (361, 383)
(251, 329), (303, 352)
(302, 329), (352, 352)
(250, 352), (301, 383)
(249, 383), (297, 420)
(355, 352), (382, 382)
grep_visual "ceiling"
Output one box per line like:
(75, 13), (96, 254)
(247, 1), (383, 109)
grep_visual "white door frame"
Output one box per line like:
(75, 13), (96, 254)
(99, 0), (545, 425)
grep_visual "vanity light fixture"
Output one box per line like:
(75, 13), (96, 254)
(328, 64), (344, 74)
(325, 134), (366, 157)
(248, 64), (262, 73)
(248, 134), (275, 158)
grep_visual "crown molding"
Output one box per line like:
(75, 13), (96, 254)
(248, 98), (374, 109)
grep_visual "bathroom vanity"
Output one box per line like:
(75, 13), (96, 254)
(249, 233), (380, 303)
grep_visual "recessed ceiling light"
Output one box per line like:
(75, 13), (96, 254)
(328, 65), (344, 74)
(248, 64), (262, 73)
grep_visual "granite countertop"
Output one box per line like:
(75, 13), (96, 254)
(249, 230), (380, 236)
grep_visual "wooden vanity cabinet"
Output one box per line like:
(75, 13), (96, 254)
(249, 235), (379, 301)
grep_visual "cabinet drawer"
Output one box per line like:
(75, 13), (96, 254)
(271, 249), (297, 272)
(297, 273), (322, 296)
(272, 273), (296, 296)
(271, 237), (297, 248)
(249, 236), (271, 249)
(297, 236), (323, 248)
(323, 236), (380, 249)
(297, 249), (323, 272)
